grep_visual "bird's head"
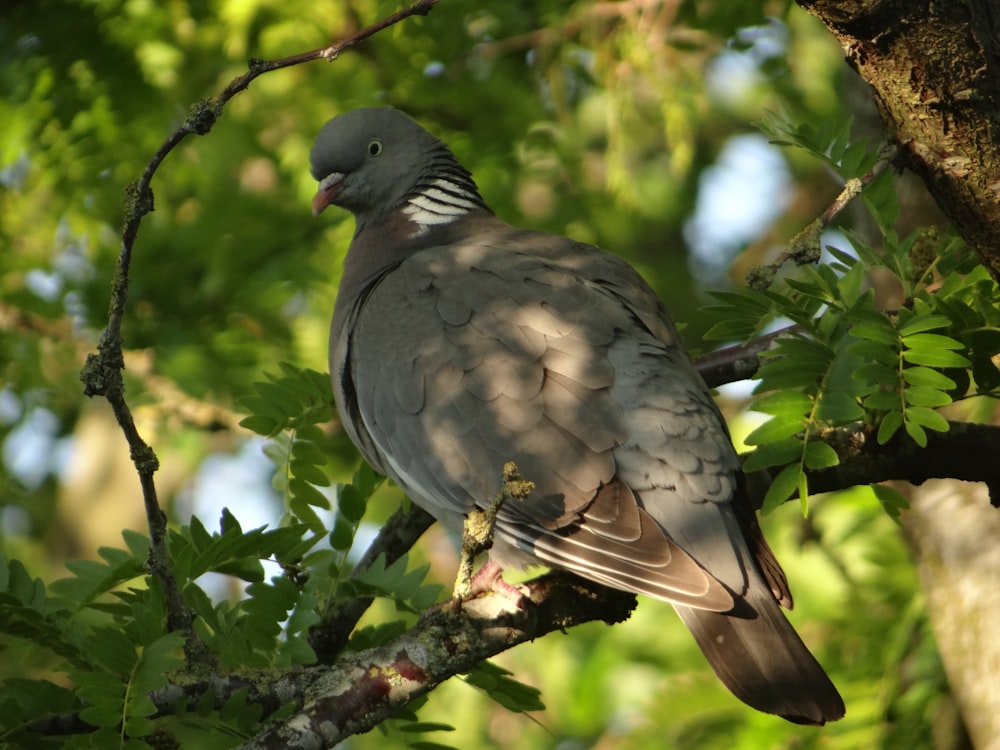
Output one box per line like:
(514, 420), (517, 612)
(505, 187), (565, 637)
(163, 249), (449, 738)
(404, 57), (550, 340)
(310, 107), (488, 232)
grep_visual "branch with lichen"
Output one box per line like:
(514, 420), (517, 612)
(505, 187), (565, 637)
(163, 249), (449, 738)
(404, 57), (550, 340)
(746, 143), (901, 291)
(452, 462), (534, 602)
(239, 571), (634, 750)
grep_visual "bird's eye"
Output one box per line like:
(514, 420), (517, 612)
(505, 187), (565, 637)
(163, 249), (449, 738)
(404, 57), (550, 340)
(368, 139), (383, 157)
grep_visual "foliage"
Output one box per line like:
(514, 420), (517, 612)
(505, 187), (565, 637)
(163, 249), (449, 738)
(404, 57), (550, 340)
(1, 0), (995, 748)
(706, 111), (999, 513)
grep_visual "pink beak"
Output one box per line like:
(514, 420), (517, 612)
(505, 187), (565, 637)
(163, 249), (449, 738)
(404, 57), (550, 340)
(311, 173), (345, 216)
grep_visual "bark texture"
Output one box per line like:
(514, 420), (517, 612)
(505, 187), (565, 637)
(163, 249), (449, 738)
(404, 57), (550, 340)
(799, 0), (1000, 282)
(904, 481), (1000, 750)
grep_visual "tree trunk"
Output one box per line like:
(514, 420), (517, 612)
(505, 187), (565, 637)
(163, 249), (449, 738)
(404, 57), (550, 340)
(904, 480), (1000, 750)
(798, 0), (1000, 283)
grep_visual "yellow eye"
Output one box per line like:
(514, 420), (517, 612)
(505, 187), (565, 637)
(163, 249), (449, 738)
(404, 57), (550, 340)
(368, 139), (383, 157)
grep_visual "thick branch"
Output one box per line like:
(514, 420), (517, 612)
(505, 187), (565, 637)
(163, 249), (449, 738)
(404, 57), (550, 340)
(804, 421), (1000, 503)
(242, 576), (634, 749)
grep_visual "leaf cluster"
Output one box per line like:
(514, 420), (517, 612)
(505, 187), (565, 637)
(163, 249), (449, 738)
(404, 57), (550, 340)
(705, 113), (1000, 515)
(0, 535), (180, 748)
(238, 363), (339, 532)
(0, 437), (327, 748)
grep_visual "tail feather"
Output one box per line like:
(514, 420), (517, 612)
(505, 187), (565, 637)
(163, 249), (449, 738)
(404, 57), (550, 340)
(673, 583), (845, 725)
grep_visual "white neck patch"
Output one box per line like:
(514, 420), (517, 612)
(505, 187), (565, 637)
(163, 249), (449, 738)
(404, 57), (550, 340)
(402, 177), (481, 232)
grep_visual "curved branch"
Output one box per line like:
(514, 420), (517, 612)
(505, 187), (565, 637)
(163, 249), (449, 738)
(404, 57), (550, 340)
(79, 0), (441, 657)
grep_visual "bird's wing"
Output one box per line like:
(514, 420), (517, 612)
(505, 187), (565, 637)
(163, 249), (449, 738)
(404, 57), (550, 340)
(338, 226), (755, 609)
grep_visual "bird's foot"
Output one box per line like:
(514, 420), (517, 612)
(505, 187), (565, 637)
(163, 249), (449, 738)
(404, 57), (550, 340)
(447, 559), (528, 613)
(449, 462), (534, 610)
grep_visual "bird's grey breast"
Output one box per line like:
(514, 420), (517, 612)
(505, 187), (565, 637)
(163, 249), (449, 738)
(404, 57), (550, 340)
(343, 236), (630, 529)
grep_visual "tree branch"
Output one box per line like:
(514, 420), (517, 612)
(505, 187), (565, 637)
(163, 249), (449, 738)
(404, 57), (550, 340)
(308, 504), (435, 664)
(78, 0), (441, 660)
(745, 145), (900, 290)
(241, 576), (634, 750)
(694, 327), (799, 389)
(804, 421), (1000, 505)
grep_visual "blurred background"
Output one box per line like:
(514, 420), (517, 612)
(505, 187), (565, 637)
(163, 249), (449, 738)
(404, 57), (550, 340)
(0, 1), (963, 748)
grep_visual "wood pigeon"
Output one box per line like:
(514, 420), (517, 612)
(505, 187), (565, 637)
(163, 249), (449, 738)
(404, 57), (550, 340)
(311, 106), (845, 725)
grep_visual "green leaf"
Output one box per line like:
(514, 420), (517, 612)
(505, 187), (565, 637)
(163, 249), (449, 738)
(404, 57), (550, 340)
(220, 507), (243, 535)
(346, 621), (408, 652)
(871, 484), (909, 524)
(239, 414), (281, 436)
(744, 415), (804, 445)
(253, 380), (306, 420)
(751, 391), (812, 415)
(877, 411), (904, 444)
(905, 406), (950, 433)
(463, 661), (544, 714)
(290, 460), (331, 488)
(904, 419), (928, 447)
(329, 518), (356, 551)
(348, 553), (443, 613)
(762, 464), (800, 514)
(902, 385), (952, 407)
(291, 439), (328, 467)
(338, 483), (368, 523)
(901, 332), (965, 350)
(815, 390), (864, 422)
(898, 314), (952, 336)
(803, 441), (839, 470)
(122, 529), (151, 560)
(81, 627), (138, 677)
(902, 366), (957, 389)
(289, 496), (324, 532)
(901, 348), (971, 368)
(79, 704), (124, 729)
(123, 715), (155, 737)
(743, 438), (804, 472)
(289, 477), (330, 509)
(398, 722), (456, 733)
(863, 390), (902, 411)
(836, 256), (867, 306)
(850, 321), (897, 345)
(215, 558), (265, 582)
(846, 339), (898, 365)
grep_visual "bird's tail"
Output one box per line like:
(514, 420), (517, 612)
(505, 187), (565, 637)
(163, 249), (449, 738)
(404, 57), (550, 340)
(673, 582), (845, 725)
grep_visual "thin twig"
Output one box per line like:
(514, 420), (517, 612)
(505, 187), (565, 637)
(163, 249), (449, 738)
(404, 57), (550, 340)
(693, 326), (802, 389)
(746, 143), (902, 290)
(79, 0), (442, 660)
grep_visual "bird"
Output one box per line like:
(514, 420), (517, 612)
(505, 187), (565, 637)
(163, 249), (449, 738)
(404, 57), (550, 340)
(310, 106), (845, 725)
